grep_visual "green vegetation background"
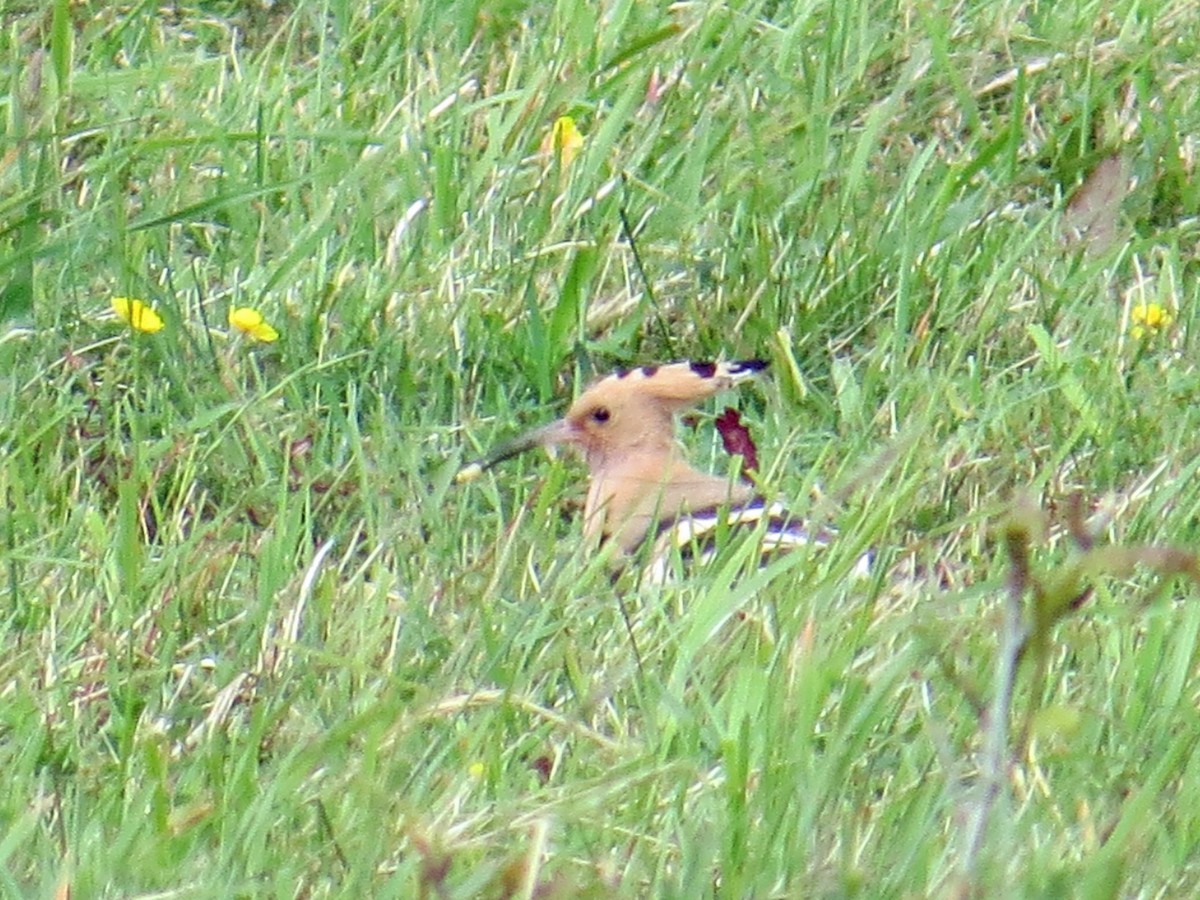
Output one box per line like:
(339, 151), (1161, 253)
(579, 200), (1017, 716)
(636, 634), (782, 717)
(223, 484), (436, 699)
(2, 0), (1200, 896)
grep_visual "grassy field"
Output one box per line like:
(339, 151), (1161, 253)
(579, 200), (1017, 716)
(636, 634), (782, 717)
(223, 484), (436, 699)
(3, 0), (1200, 896)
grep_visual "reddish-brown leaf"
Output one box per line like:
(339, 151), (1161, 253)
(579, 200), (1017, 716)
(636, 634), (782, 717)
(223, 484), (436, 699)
(714, 407), (759, 480)
(529, 755), (553, 785)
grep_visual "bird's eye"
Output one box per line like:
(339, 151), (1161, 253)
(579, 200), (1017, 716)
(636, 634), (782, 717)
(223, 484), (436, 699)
(590, 407), (611, 424)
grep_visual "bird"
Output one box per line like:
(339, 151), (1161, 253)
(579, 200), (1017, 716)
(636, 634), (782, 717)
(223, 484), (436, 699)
(457, 360), (868, 582)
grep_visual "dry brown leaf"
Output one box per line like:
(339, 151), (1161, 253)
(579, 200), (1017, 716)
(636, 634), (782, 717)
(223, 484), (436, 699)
(1063, 153), (1128, 255)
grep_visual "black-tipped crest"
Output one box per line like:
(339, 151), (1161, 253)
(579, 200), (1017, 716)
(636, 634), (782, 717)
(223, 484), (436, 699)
(728, 359), (768, 375)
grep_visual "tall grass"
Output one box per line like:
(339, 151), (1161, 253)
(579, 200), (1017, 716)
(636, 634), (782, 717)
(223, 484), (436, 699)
(2, 0), (1200, 895)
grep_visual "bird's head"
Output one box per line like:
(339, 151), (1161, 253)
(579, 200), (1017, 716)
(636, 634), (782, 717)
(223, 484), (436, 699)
(458, 360), (768, 479)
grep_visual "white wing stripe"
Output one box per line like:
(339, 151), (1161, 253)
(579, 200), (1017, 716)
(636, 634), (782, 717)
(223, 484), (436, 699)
(643, 499), (870, 583)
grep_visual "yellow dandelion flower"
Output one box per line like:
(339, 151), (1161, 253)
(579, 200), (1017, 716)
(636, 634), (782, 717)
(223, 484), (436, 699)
(454, 462), (484, 485)
(111, 297), (164, 334)
(544, 115), (584, 167)
(228, 307), (279, 343)
(467, 761), (485, 779)
(1130, 302), (1172, 339)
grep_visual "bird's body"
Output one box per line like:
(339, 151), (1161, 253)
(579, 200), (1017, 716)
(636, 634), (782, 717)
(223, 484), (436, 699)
(583, 450), (755, 553)
(461, 360), (866, 581)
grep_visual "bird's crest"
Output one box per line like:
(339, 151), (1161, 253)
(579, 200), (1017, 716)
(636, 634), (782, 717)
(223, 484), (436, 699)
(580, 359), (768, 410)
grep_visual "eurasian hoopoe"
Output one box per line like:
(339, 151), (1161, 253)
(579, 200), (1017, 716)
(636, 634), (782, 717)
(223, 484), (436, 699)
(459, 360), (867, 581)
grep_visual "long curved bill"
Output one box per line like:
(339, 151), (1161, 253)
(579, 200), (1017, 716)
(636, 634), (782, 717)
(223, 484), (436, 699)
(455, 419), (575, 484)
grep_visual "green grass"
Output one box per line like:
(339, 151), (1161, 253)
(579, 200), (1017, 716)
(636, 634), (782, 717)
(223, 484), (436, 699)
(3, 0), (1200, 895)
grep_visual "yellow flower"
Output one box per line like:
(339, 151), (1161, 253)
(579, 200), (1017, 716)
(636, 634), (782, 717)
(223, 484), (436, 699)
(111, 296), (164, 334)
(228, 307), (279, 342)
(467, 761), (485, 779)
(1130, 302), (1172, 339)
(544, 115), (584, 167)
